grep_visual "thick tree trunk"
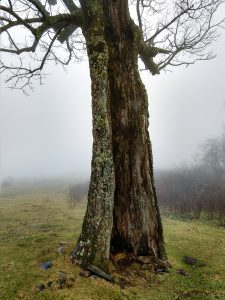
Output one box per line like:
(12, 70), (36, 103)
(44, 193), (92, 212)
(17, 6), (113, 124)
(72, 0), (166, 269)
(71, 0), (115, 270)
(103, 1), (166, 259)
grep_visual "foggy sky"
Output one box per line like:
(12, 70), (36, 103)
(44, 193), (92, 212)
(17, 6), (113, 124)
(0, 34), (225, 181)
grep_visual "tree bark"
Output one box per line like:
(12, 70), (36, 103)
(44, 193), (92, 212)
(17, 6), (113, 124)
(71, 0), (115, 270)
(72, 0), (166, 269)
(103, 1), (166, 259)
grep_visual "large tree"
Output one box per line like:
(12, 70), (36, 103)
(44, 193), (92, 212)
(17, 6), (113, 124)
(1, 0), (224, 270)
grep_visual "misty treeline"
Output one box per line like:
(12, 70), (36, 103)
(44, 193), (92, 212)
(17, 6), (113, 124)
(156, 132), (225, 225)
(67, 132), (225, 224)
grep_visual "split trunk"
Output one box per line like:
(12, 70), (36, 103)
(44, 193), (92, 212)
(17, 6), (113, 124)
(72, 0), (166, 270)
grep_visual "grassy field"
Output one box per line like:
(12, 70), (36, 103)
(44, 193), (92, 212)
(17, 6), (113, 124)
(0, 184), (225, 300)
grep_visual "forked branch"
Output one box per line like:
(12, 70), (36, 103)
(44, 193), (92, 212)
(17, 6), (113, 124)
(134, 0), (225, 74)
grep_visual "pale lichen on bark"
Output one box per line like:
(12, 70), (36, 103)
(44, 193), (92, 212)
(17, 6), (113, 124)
(71, 0), (115, 271)
(72, 0), (166, 268)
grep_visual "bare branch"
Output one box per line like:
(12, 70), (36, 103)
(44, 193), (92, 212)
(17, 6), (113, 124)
(27, 0), (50, 17)
(0, 4), (37, 33)
(0, 25), (64, 93)
(135, 0), (225, 74)
(0, 1), (84, 92)
(61, 0), (79, 12)
(57, 0), (81, 43)
(0, 17), (44, 34)
(136, 0), (144, 37)
(145, 4), (194, 45)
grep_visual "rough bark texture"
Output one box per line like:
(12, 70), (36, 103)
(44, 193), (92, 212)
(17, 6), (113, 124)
(72, 0), (166, 268)
(103, 1), (166, 259)
(71, 0), (115, 270)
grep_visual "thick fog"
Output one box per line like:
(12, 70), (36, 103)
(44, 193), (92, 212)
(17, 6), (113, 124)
(0, 34), (224, 182)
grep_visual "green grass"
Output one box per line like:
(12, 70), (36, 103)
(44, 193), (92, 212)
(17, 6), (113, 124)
(0, 185), (225, 300)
